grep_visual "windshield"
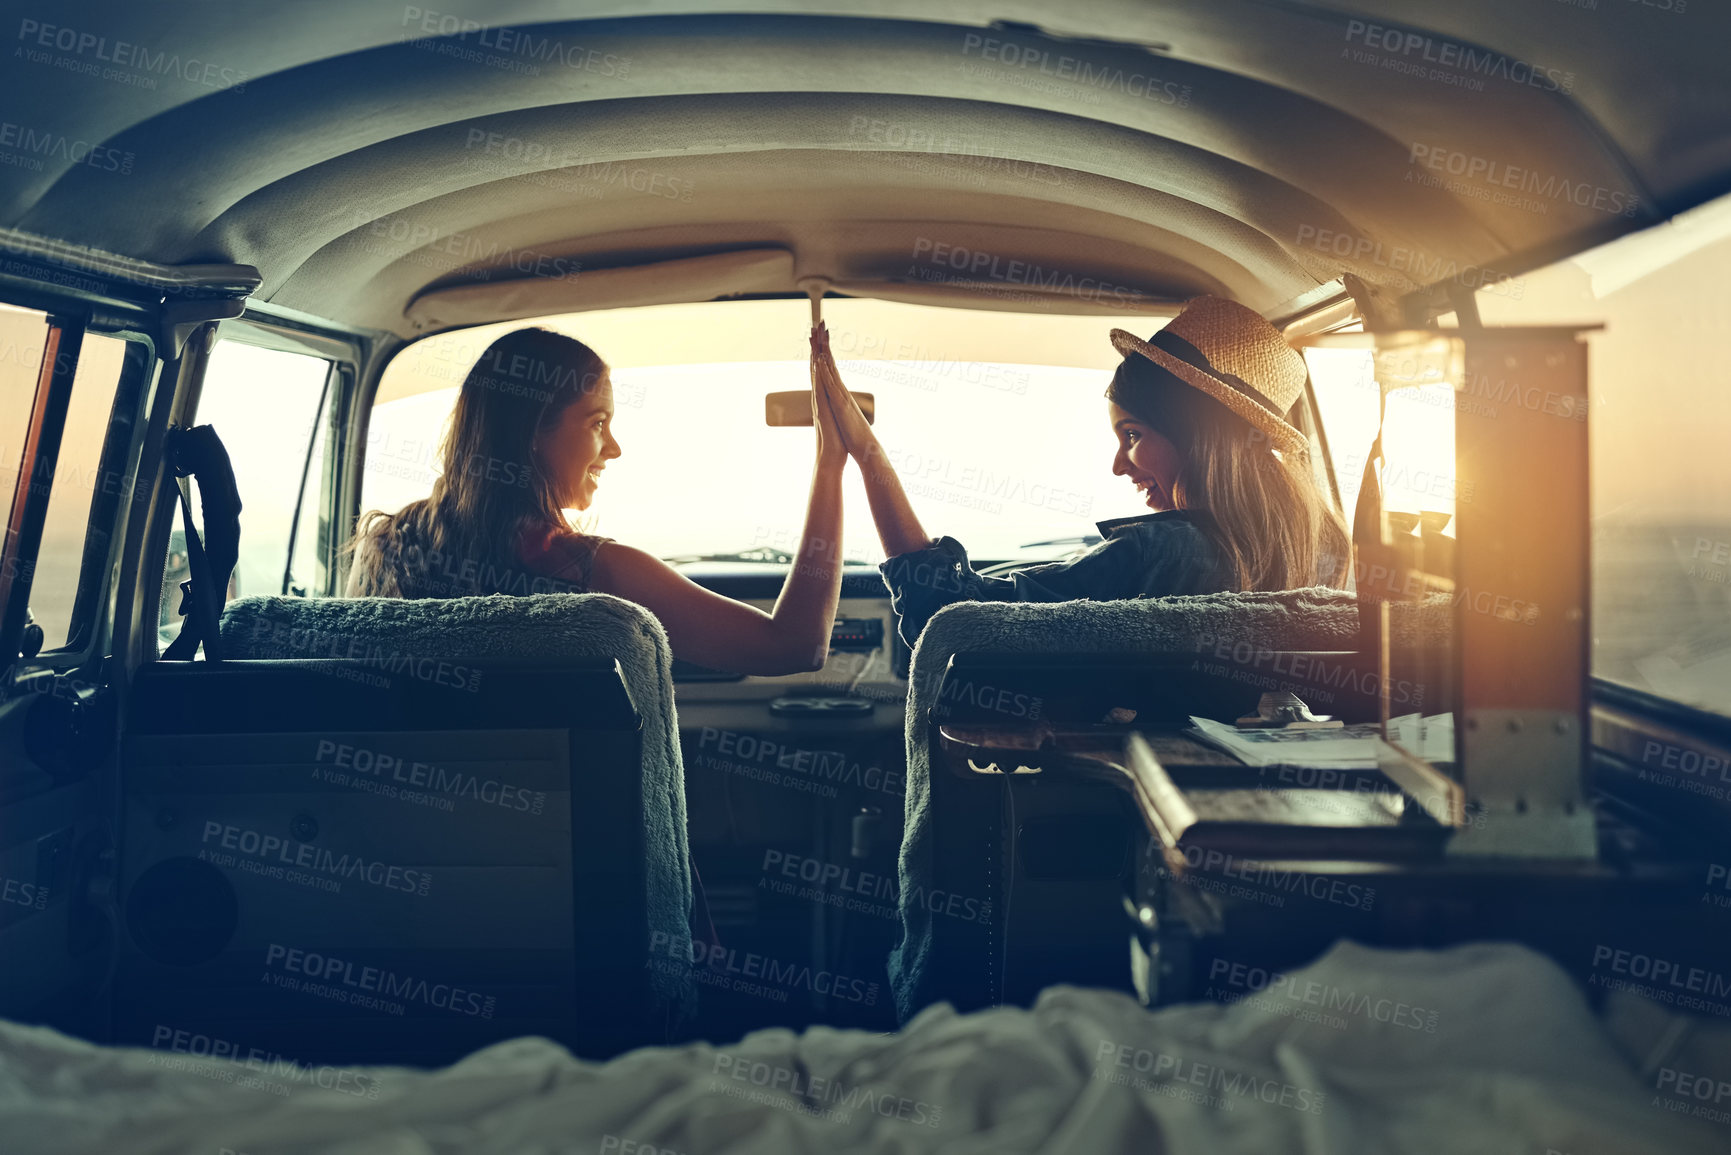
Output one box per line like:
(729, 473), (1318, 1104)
(366, 299), (1163, 565)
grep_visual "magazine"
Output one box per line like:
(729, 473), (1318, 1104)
(1187, 716), (1382, 770)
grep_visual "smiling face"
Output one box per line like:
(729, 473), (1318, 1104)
(537, 373), (621, 510)
(1109, 400), (1185, 512)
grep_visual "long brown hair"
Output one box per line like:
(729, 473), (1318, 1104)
(346, 327), (607, 598)
(1106, 354), (1349, 590)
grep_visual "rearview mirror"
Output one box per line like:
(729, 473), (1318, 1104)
(765, 390), (874, 427)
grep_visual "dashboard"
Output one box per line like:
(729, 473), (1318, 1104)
(669, 563), (910, 707)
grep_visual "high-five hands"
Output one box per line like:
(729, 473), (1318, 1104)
(809, 321), (931, 555)
(810, 322), (849, 469)
(809, 322), (876, 462)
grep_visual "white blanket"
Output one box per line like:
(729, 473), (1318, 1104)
(2, 941), (1722, 1155)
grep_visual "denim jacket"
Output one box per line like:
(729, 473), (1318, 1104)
(879, 509), (1233, 649)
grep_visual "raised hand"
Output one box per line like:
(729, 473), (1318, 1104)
(810, 322), (931, 556)
(810, 322), (877, 462)
(810, 324), (848, 470)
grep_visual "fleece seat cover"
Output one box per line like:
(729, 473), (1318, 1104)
(2, 940), (1722, 1155)
(218, 592), (693, 1012)
(890, 587), (1449, 1021)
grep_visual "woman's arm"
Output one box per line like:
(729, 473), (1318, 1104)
(587, 329), (848, 676)
(811, 324), (933, 558)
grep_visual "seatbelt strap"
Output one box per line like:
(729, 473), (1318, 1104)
(161, 425), (242, 662)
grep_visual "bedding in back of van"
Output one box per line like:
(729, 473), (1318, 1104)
(215, 591), (694, 1014)
(1, 939), (1720, 1155)
(889, 587), (1452, 1021)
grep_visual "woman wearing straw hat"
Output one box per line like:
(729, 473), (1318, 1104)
(810, 295), (1351, 648)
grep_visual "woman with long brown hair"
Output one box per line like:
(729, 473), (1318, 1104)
(347, 325), (850, 676)
(810, 295), (1350, 646)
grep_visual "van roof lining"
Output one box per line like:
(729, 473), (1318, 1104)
(2, 4), (1726, 336)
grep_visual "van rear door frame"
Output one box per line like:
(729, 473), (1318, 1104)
(0, 243), (251, 1029)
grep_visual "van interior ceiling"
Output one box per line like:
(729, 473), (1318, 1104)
(1, 3), (1730, 1154)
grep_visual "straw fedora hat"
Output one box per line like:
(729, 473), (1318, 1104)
(1109, 296), (1307, 452)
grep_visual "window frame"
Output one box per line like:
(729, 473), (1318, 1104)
(283, 360), (336, 597)
(205, 310), (372, 600)
(1465, 208), (1731, 732)
(1283, 281), (1731, 821)
(1282, 299), (1364, 542)
(0, 303), (51, 553)
(52, 334), (159, 660)
(0, 249), (268, 681)
(0, 306), (161, 677)
(0, 311), (84, 672)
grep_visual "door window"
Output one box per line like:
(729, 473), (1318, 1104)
(0, 304), (47, 547)
(1306, 332), (1460, 548)
(176, 340), (332, 624)
(1476, 193), (1731, 718)
(1, 305), (131, 650)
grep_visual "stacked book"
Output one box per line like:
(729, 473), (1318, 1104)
(1124, 720), (1455, 861)
(1186, 716), (1382, 770)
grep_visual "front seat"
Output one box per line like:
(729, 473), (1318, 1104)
(115, 591), (692, 1065)
(889, 586), (1453, 1021)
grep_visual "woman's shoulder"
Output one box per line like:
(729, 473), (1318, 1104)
(1098, 509), (1219, 549)
(1093, 509), (1230, 590)
(518, 525), (617, 590)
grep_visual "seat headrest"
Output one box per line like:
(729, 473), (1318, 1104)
(219, 592), (669, 663)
